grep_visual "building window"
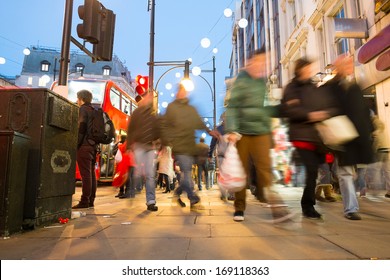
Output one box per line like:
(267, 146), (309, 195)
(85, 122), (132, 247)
(75, 63), (85, 73)
(41, 60), (50, 72)
(334, 6), (349, 55)
(103, 66), (111, 76)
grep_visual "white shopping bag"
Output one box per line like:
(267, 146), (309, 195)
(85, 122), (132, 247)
(114, 149), (123, 163)
(218, 143), (247, 192)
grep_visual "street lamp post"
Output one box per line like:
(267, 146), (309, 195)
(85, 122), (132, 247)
(149, 60), (191, 111)
(193, 56), (216, 130)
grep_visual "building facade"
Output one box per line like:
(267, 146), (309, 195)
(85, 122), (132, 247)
(15, 45), (136, 99)
(230, 0), (390, 143)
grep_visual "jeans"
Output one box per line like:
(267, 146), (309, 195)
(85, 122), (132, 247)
(337, 165), (359, 214)
(77, 145), (97, 205)
(355, 166), (367, 192)
(125, 167), (135, 196)
(133, 144), (157, 206)
(175, 154), (198, 202)
(369, 152), (390, 191)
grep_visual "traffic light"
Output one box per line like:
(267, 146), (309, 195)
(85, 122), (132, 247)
(93, 7), (116, 61)
(135, 75), (149, 95)
(77, 0), (101, 44)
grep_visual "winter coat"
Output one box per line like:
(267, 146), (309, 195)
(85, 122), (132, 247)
(195, 142), (209, 165)
(372, 116), (389, 152)
(225, 71), (278, 135)
(161, 98), (208, 156)
(281, 78), (340, 145)
(77, 102), (95, 149)
(319, 77), (374, 166)
(126, 103), (160, 150)
(157, 146), (174, 177)
(117, 141), (135, 168)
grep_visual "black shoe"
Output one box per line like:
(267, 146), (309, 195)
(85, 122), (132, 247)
(233, 211), (245, 221)
(88, 203), (94, 208)
(162, 189), (170, 193)
(190, 196), (200, 207)
(72, 203), (89, 209)
(345, 212), (361, 220)
(119, 192), (131, 199)
(147, 204), (158, 211)
(385, 194), (390, 198)
(177, 198), (186, 207)
(303, 209), (322, 219)
(115, 192), (124, 198)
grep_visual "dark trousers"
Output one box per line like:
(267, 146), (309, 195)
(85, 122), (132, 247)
(77, 145), (97, 205)
(159, 173), (170, 190)
(296, 148), (325, 211)
(197, 162), (209, 190)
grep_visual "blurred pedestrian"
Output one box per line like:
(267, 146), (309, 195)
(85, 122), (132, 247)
(208, 113), (234, 200)
(195, 138), (210, 191)
(320, 54), (374, 220)
(73, 90), (98, 209)
(368, 112), (390, 198)
(315, 152), (337, 202)
(115, 135), (136, 199)
(160, 83), (219, 208)
(225, 49), (284, 222)
(281, 58), (332, 219)
(157, 145), (174, 193)
(126, 91), (160, 211)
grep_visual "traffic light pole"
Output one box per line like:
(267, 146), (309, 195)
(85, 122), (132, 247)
(148, 0), (155, 96)
(59, 0), (73, 86)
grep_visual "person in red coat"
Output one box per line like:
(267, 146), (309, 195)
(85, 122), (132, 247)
(114, 135), (136, 198)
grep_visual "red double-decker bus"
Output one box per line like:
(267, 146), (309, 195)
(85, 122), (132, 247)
(52, 79), (138, 182)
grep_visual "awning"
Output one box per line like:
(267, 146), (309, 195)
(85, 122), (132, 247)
(357, 24), (390, 64)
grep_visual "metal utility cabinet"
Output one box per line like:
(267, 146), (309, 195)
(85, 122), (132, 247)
(0, 131), (30, 236)
(0, 88), (79, 228)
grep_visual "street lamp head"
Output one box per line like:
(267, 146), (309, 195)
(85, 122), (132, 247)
(192, 66), (202, 76)
(224, 8), (233, 18)
(180, 78), (194, 92)
(200, 37), (211, 48)
(23, 48), (31, 56)
(212, 48), (218, 54)
(238, 18), (248, 28)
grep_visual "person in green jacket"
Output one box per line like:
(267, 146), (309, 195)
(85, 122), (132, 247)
(225, 49), (284, 222)
(161, 83), (219, 207)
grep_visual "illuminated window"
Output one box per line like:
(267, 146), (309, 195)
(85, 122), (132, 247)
(103, 66), (111, 76)
(40, 60), (50, 72)
(75, 63), (84, 73)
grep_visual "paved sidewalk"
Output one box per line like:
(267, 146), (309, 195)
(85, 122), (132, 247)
(1, 184), (390, 260)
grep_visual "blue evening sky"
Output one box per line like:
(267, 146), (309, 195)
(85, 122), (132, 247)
(0, 0), (236, 133)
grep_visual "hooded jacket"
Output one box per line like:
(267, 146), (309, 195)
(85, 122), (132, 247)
(161, 98), (208, 156)
(225, 71), (277, 135)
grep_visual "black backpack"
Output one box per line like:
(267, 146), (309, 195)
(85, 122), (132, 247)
(88, 108), (116, 145)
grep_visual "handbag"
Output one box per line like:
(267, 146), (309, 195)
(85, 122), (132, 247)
(315, 115), (359, 147)
(218, 143), (247, 192)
